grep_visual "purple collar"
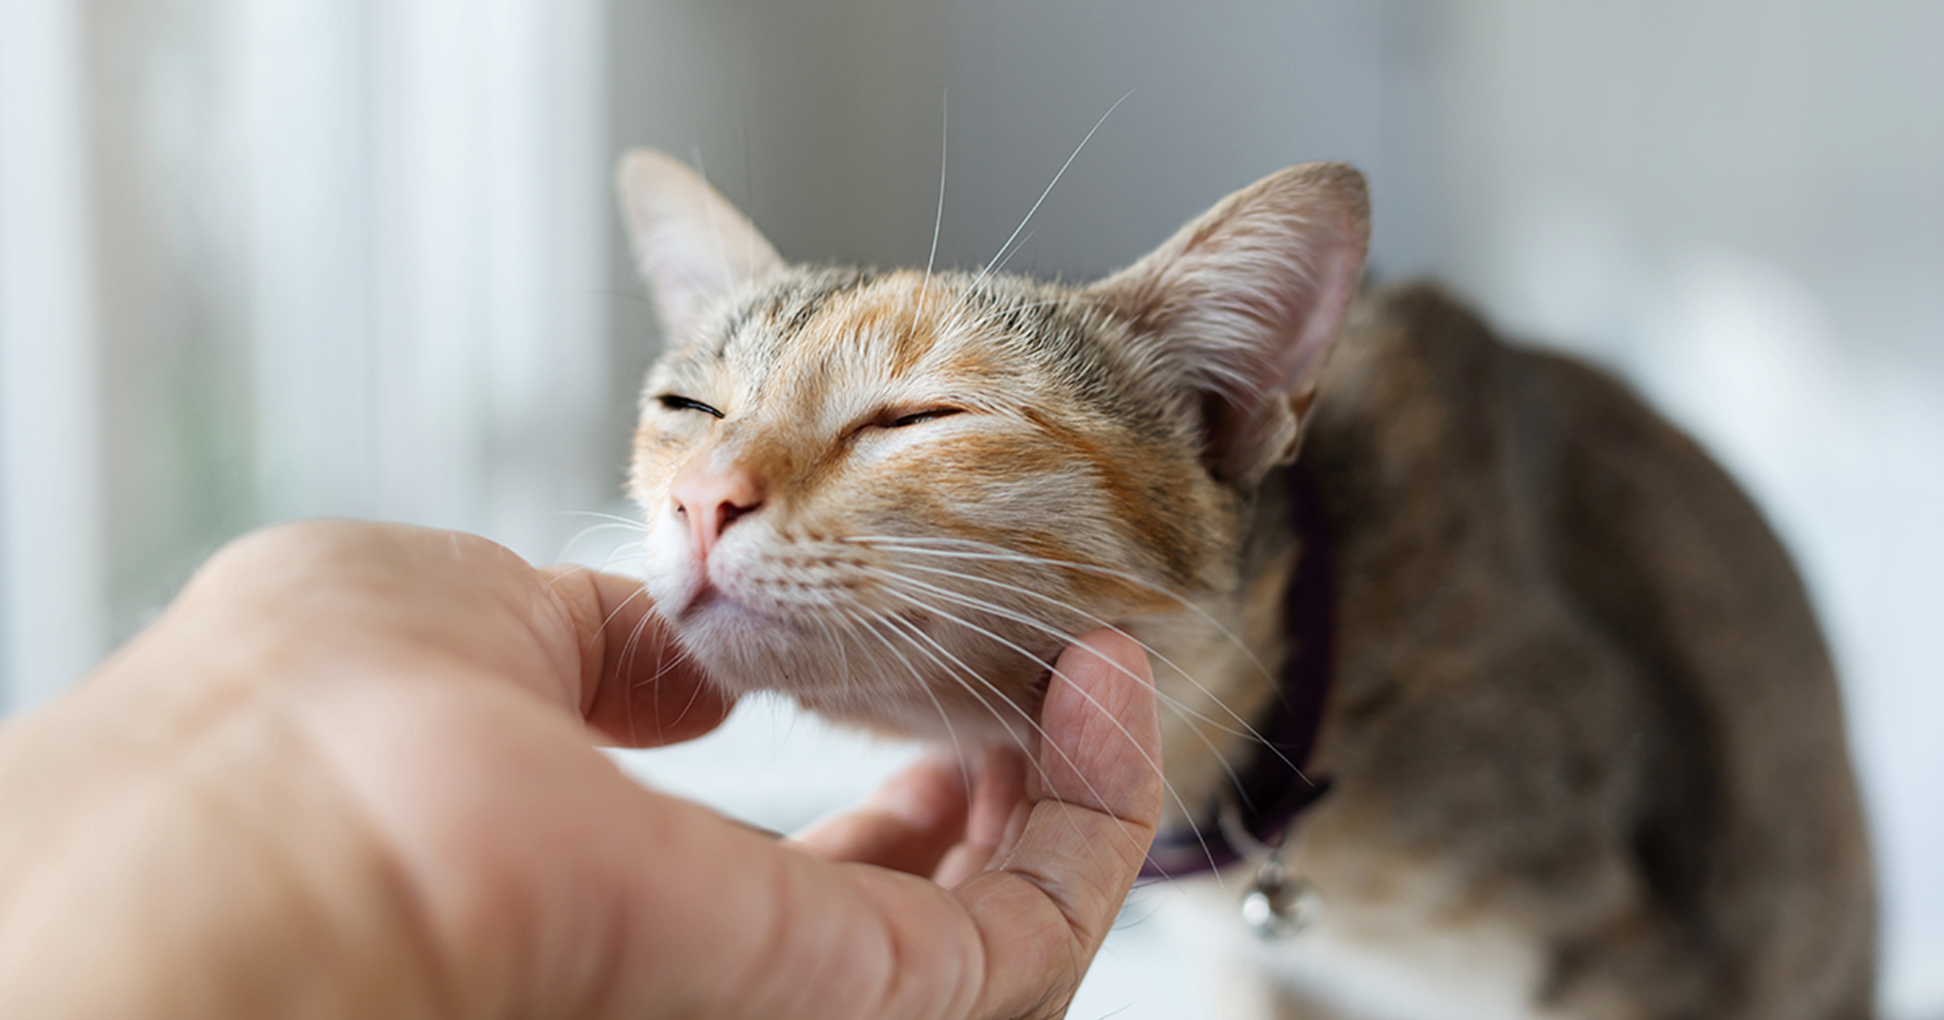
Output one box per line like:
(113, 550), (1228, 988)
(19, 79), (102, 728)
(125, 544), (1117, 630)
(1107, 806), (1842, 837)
(1140, 463), (1335, 879)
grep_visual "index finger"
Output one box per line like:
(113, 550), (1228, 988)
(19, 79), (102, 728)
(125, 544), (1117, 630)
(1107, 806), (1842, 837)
(541, 566), (736, 747)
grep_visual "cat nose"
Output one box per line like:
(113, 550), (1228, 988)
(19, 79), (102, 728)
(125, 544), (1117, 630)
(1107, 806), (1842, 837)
(668, 458), (765, 561)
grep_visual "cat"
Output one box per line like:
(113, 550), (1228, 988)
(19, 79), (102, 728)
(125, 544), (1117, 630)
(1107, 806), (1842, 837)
(615, 148), (1876, 1020)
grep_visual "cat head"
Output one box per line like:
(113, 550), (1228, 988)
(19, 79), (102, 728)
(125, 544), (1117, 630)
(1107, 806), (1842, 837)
(618, 150), (1367, 745)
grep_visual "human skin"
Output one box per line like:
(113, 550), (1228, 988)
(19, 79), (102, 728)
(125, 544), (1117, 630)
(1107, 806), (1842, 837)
(0, 521), (1160, 1020)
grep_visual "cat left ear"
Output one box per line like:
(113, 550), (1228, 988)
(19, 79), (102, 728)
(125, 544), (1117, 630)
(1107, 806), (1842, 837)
(617, 149), (784, 344)
(1088, 162), (1369, 486)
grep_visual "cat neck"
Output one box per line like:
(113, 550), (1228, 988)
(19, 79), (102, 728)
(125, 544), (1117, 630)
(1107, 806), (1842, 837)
(1130, 462), (1328, 832)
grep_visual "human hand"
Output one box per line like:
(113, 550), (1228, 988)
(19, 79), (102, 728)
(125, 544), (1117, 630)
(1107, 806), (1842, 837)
(0, 521), (1160, 1019)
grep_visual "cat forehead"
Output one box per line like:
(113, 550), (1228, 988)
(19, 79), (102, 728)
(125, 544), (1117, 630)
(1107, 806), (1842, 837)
(660, 267), (1115, 400)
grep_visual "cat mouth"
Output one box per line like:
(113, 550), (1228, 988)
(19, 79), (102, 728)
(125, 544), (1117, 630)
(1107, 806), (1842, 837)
(676, 579), (857, 636)
(677, 581), (780, 628)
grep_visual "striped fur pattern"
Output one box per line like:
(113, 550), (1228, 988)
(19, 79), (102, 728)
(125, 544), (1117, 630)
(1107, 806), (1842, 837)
(617, 151), (1875, 1020)
(618, 149), (1362, 762)
(628, 262), (1239, 743)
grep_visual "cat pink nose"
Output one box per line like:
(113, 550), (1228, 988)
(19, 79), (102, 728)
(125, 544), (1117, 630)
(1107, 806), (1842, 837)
(669, 459), (765, 561)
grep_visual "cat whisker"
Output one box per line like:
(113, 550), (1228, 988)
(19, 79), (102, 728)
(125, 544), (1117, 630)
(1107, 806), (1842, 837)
(871, 566), (1261, 806)
(843, 606), (979, 796)
(871, 601), (1053, 766)
(598, 550), (650, 575)
(544, 563), (599, 587)
(631, 625), (695, 690)
(553, 520), (652, 565)
(889, 559), (1307, 783)
(617, 601), (659, 746)
(659, 647), (712, 739)
(985, 226), (1040, 280)
(546, 570), (655, 744)
(869, 599), (1133, 865)
(593, 577), (654, 636)
(961, 89), (1134, 300)
(873, 582), (1219, 880)
(847, 606), (975, 796)
(613, 591), (703, 744)
(553, 508), (653, 529)
(544, 539), (649, 590)
(863, 601), (1058, 798)
(842, 534), (1280, 689)
(630, 635), (699, 748)
(912, 90), (948, 334)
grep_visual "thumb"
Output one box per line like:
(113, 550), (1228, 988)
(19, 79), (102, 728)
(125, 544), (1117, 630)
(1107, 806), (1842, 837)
(951, 629), (1162, 1017)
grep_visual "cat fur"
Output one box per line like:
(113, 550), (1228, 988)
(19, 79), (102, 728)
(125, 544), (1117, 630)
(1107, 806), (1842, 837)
(617, 149), (1874, 1020)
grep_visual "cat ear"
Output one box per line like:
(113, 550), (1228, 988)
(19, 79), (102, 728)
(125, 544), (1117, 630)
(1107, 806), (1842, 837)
(1088, 162), (1369, 486)
(617, 149), (784, 343)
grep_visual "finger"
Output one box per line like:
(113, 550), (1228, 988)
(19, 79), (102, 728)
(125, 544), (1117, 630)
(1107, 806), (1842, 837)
(931, 748), (1027, 886)
(588, 633), (1155, 1020)
(951, 629), (1162, 1017)
(178, 523), (615, 715)
(789, 755), (970, 874)
(965, 747), (1028, 847)
(1020, 631), (1159, 820)
(541, 566), (736, 747)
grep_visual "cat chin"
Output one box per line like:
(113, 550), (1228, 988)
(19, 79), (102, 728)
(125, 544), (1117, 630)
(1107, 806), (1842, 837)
(825, 675), (1048, 748)
(676, 584), (806, 634)
(666, 610), (1054, 749)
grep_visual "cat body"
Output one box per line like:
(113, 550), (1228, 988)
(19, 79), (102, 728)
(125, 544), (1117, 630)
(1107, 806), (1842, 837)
(1206, 286), (1875, 1019)
(618, 150), (1874, 1019)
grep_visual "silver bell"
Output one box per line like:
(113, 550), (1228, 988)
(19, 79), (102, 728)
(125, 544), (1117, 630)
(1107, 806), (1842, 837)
(1240, 860), (1321, 940)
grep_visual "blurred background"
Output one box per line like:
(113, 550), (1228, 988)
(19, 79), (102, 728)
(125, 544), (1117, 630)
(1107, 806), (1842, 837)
(2, 1), (1938, 1015)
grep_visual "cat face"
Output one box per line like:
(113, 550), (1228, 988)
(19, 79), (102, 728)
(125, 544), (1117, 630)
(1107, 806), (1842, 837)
(619, 151), (1367, 745)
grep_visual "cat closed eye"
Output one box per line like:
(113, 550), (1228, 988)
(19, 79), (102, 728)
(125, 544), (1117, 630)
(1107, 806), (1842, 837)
(884, 408), (964, 429)
(656, 394), (725, 419)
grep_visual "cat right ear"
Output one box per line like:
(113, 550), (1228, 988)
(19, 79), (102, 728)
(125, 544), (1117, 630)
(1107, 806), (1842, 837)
(1088, 162), (1369, 487)
(617, 149), (783, 344)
